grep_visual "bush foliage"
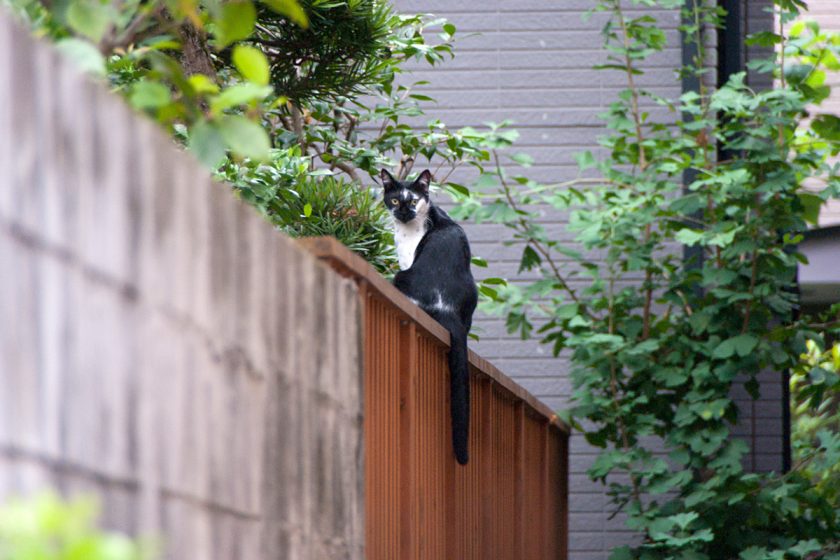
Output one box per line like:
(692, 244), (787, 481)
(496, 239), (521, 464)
(453, 1), (840, 558)
(5, 0), (503, 272)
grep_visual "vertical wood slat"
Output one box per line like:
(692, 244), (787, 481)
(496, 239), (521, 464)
(514, 401), (526, 558)
(301, 238), (569, 560)
(399, 321), (417, 559)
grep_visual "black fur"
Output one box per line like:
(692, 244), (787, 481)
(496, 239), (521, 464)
(381, 169), (478, 465)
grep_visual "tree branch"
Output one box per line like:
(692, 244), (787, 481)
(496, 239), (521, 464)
(311, 145), (360, 183)
(493, 151), (584, 308)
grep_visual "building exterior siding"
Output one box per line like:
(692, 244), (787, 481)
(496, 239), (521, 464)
(391, 1), (797, 558)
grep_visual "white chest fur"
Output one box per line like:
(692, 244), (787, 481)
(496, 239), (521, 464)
(393, 217), (427, 270)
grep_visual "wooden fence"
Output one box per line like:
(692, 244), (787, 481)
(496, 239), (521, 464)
(303, 237), (570, 560)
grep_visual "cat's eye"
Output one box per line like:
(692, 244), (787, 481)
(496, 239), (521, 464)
(390, 198), (399, 205)
(410, 199), (418, 207)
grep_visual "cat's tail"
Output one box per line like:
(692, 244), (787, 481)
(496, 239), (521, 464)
(437, 314), (470, 465)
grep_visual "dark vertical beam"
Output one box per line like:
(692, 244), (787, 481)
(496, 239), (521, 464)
(717, 0), (743, 163)
(682, 3), (703, 270)
(717, 0), (792, 474)
(718, 0), (743, 87)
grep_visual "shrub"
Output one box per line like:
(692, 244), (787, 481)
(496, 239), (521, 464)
(218, 148), (397, 273)
(453, 1), (840, 557)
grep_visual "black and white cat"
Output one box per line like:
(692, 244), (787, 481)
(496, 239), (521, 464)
(381, 168), (478, 465)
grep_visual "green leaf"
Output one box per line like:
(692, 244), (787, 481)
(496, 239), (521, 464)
(303, 203), (312, 217)
(574, 150), (596, 170)
(446, 182), (470, 196)
(188, 120), (228, 169)
(54, 38), (106, 76)
(609, 546), (633, 560)
(555, 303), (578, 320)
(218, 115), (271, 160)
(798, 192), (823, 225)
(740, 546), (768, 560)
(66, 0), (113, 42)
(214, 1), (257, 48)
(669, 512), (698, 530)
(261, 0), (309, 28)
(188, 74), (220, 95)
(129, 81), (171, 110)
(443, 23), (456, 36)
(471, 256), (488, 268)
(479, 285), (499, 299)
(210, 83), (273, 115)
(714, 334), (758, 359)
(233, 45), (270, 86)
(745, 31), (782, 47)
(812, 114), (840, 142)
(510, 153), (534, 167)
(676, 228), (705, 246)
(519, 245), (541, 272)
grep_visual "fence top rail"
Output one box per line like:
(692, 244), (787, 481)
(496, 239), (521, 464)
(299, 236), (569, 435)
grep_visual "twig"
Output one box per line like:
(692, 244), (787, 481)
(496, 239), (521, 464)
(493, 151), (584, 307)
(395, 155), (415, 180)
(290, 103), (307, 153)
(344, 115), (357, 142)
(641, 223), (653, 340)
(312, 145), (360, 182)
(615, 0), (648, 170)
(741, 249), (759, 333)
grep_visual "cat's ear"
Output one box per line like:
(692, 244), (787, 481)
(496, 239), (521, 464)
(414, 169), (432, 195)
(380, 169), (397, 190)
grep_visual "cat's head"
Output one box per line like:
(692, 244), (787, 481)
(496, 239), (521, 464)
(380, 169), (432, 224)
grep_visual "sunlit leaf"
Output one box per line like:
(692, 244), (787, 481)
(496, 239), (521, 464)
(188, 74), (220, 95)
(261, 0), (309, 28)
(214, 1), (257, 48)
(233, 45), (270, 86)
(218, 114), (271, 160)
(210, 83), (273, 115)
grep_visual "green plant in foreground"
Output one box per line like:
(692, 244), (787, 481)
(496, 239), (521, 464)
(0, 493), (151, 560)
(453, 1), (840, 558)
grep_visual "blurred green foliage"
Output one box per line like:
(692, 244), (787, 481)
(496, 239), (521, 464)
(791, 337), (840, 508)
(0, 493), (151, 560)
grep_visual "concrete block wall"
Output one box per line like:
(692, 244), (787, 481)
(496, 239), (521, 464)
(0, 12), (364, 559)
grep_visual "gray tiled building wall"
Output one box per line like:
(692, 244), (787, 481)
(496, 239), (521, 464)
(801, 0), (840, 226)
(392, 1), (786, 558)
